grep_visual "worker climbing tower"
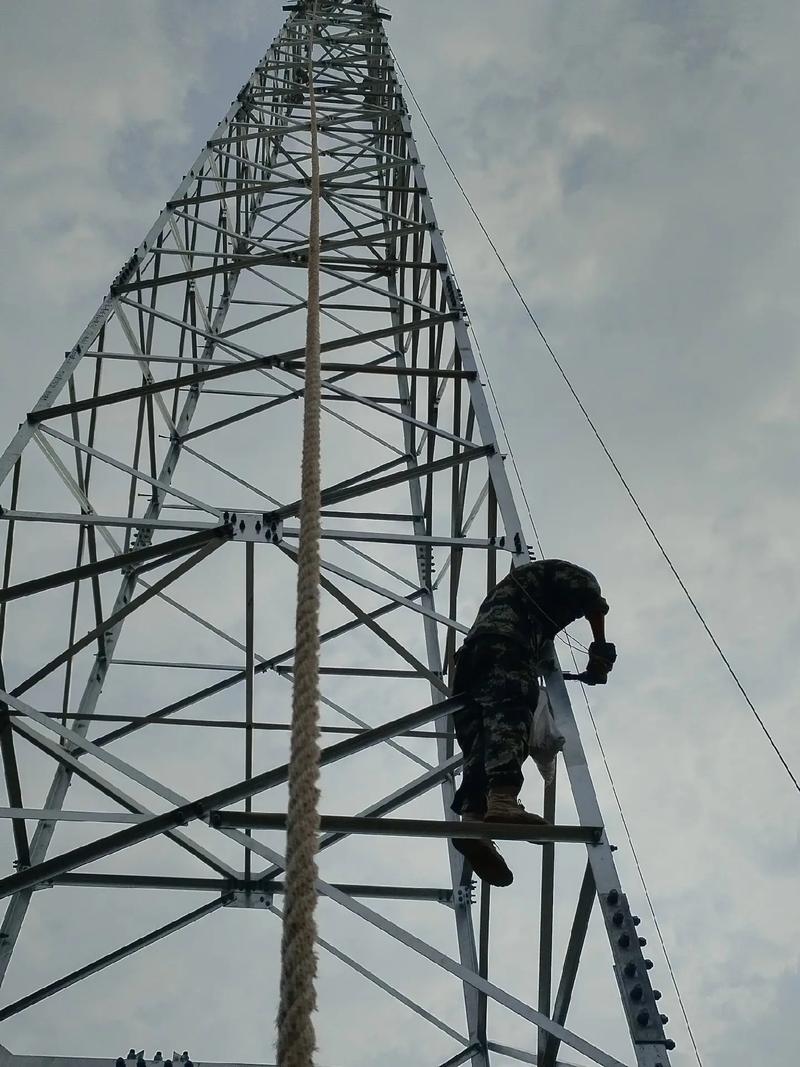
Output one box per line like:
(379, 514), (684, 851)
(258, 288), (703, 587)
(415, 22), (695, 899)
(0, 2), (675, 1065)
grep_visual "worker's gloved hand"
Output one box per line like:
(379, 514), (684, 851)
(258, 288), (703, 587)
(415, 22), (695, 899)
(575, 666), (607, 685)
(580, 641), (617, 685)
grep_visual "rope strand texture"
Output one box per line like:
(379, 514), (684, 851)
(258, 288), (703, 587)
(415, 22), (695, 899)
(277, 8), (323, 1065)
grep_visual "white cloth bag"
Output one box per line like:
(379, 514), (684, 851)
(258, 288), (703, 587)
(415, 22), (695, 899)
(528, 687), (565, 786)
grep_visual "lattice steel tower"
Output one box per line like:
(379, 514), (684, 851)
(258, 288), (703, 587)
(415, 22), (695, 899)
(0, 3), (675, 1066)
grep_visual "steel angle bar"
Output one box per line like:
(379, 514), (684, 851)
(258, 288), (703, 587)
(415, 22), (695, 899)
(277, 666), (422, 678)
(189, 820), (631, 1067)
(313, 567), (447, 693)
(0, 459), (21, 646)
(19, 714), (447, 740)
(0, 808), (148, 825)
(244, 541), (254, 879)
(318, 362), (471, 379)
(256, 755), (462, 884)
(0, 53), (297, 958)
(544, 665), (670, 1062)
(52, 873), (233, 890)
(52, 874), (454, 902)
(0, 527), (222, 605)
(0, 41), (284, 487)
(0, 511), (219, 533)
(0, 697), (462, 898)
(0, 473), (27, 864)
(112, 659), (243, 671)
(487, 1043), (583, 1067)
(377, 57), (530, 568)
(0, 894), (230, 1022)
(541, 862), (597, 1067)
(93, 592), (425, 747)
(8, 714), (235, 877)
(180, 442), (281, 505)
(247, 265), (403, 355)
(271, 452), (408, 517)
(166, 178), (312, 210)
(315, 553), (469, 635)
(10, 536), (226, 699)
(0, 700), (30, 869)
(165, 220), (214, 332)
(272, 443), (494, 520)
(113, 245), (350, 295)
(312, 690), (433, 772)
(434, 1049), (480, 1067)
(171, 204), (300, 260)
(281, 364), (477, 449)
(285, 527), (504, 551)
(34, 312), (455, 427)
(214, 813), (600, 844)
(126, 573), (433, 770)
(477, 884), (490, 1048)
(36, 425), (223, 518)
(31, 432), (123, 557)
(187, 341), (408, 444)
(111, 303), (180, 436)
(539, 774), (557, 1059)
(0, 1058), (339, 1067)
(433, 483), (490, 592)
(266, 903), (469, 1047)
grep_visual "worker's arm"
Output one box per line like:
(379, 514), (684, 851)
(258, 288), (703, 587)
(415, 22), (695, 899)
(581, 605), (616, 684)
(586, 608), (607, 644)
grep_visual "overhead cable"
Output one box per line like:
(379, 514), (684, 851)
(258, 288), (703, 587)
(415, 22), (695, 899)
(390, 49), (800, 800)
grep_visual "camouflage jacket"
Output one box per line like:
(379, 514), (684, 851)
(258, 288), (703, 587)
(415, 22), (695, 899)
(465, 559), (608, 648)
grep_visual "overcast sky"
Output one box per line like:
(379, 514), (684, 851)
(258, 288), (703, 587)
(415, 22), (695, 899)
(1, 2), (800, 1066)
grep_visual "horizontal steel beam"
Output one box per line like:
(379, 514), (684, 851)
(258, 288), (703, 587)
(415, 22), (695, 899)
(272, 443), (494, 520)
(212, 813), (602, 844)
(45, 873), (454, 902)
(0, 697), (463, 898)
(7, 713), (448, 739)
(28, 315), (457, 424)
(0, 527), (223, 604)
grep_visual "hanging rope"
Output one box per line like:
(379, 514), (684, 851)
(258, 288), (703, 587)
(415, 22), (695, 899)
(277, 5), (323, 1065)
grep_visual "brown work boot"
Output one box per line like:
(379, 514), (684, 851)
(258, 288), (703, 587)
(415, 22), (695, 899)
(485, 786), (550, 825)
(453, 809), (513, 887)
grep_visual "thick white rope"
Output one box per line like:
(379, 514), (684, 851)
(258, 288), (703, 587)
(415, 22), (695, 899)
(276, 6), (323, 1065)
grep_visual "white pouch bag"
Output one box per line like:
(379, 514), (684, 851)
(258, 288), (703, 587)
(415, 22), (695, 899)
(529, 687), (565, 786)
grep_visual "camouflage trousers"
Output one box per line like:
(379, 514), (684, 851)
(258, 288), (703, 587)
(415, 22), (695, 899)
(450, 634), (541, 816)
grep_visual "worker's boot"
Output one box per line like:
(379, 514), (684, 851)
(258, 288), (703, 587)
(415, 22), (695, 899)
(485, 785), (550, 825)
(452, 809), (514, 887)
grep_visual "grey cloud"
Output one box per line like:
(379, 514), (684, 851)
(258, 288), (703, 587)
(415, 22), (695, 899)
(2, 1), (800, 1065)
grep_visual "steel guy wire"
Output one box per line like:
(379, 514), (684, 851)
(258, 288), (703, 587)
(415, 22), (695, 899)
(561, 632), (705, 1066)
(391, 48), (706, 1065)
(389, 47), (800, 801)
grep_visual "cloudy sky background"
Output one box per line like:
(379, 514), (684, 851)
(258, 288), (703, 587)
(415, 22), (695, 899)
(1, 1), (800, 1065)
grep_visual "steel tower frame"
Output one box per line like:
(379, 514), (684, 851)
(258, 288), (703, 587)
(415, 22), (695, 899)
(0, 3), (673, 1065)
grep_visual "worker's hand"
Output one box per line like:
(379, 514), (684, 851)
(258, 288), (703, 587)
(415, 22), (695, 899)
(589, 640), (616, 670)
(581, 640), (616, 685)
(574, 669), (607, 686)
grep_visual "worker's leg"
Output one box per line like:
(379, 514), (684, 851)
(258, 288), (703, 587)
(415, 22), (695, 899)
(472, 639), (549, 825)
(450, 640), (514, 887)
(450, 641), (487, 816)
(475, 639), (536, 792)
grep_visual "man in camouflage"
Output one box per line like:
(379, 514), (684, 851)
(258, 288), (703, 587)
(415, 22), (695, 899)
(451, 558), (616, 886)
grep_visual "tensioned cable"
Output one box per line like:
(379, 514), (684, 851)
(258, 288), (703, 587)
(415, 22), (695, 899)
(389, 49), (800, 799)
(561, 633), (704, 1065)
(388, 48), (707, 1062)
(468, 321), (545, 558)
